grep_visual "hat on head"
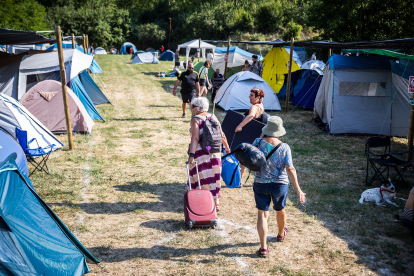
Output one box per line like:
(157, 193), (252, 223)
(262, 116), (286, 137)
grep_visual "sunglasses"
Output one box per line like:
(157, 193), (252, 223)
(191, 105), (199, 109)
(188, 67), (194, 69)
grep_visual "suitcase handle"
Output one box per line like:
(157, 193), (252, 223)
(185, 161), (201, 190)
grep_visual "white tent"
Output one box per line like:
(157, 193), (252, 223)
(94, 47), (107, 55)
(0, 93), (64, 150)
(301, 60), (326, 75)
(214, 71), (281, 111)
(0, 49), (93, 100)
(212, 47), (263, 77)
(177, 39), (215, 63)
(131, 52), (160, 64)
(314, 54), (411, 136)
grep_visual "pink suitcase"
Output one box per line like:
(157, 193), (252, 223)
(184, 161), (218, 229)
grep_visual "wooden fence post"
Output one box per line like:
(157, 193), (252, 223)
(285, 38), (294, 112)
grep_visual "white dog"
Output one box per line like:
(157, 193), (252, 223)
(359, 180), (399, 207)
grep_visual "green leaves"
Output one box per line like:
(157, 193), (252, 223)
(0, 0), (48, 31)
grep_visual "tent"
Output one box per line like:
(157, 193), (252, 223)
(284, 46), (307, 62)
(194, 62), (215, 79)
(0, 155), (99, 276)
(90, 59), (103, 74)
(301, 60), (326, 75)
(7, 45), (36, 54)
(94, 47), (107, 55)
(0, 128), (28, 176)
(20, 80), (94, 134)
(0, 50), (107, 121)
(314, 54), (411, 136)
(178, 40), (215, 63)
(131, 52), (160, 64)
(212, 47), (263, 79)
(159, 50), (175, 61)
(120, 42), (137, 55)
(0, 93), (64, 150)
(289, 70), (323, 109)
(214, 71), (281, 111)
(262, 47), (302, 94)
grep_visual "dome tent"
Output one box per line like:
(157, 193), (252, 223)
(20, 80), (94, 134)
(120, 42), (137, 55)
(159, 50), (175, 61)
(0, 128), (28, 177)
(131, 52), (160, 64)
(214, 71), (281, 111)
(94, 47), (107, 55)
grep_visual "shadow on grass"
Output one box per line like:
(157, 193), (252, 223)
(88, 242), (259, 263)
(112, 117), (168, 121)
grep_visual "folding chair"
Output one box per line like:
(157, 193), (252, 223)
(15, 128), (57, 177)
(365, 136), (414, 186)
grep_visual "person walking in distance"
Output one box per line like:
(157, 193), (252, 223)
(172, 62), (200, 118)
(175, 49), (180, 69)
(250, 55), (263, 77)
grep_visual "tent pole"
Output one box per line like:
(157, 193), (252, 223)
(198, 38), (201, 62)
(71, 33), (75, 49)
(285, 37), (294, 112)
(224, 37), (231, 79)
(408, 94), (414, 160)
(328, 38), (332, 57)
(5, 45), (7, 53)
(82, 34), (86, 54)
(56, 26), (74, 150)
(86, 35), (90, 73)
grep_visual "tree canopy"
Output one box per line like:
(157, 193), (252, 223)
(0, 0), (413, 51)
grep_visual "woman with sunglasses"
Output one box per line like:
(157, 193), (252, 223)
(235, 88), (265, 186)
(187, 97), (230, 211)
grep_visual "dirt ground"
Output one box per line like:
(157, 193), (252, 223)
(30, 55), (414, 276)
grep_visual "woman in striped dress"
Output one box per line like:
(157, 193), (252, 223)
(187, 97), (230, 210)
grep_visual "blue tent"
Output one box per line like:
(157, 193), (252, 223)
(70, 72), (105, 121)
(290, 70), (323, 109)
(159, 50), (175, 61)
(90, 59), (103, 74)
(0, 128), (28, 177)
(0, 154), (99, 276)
(120, 42), (137, 55)
(78, 70), (110, 105)
(284, 46), (307, 62)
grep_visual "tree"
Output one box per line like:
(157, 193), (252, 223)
(0, 0), (48, 31)
(135, 23), (166, 48)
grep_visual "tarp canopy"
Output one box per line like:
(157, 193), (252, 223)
(0, 128), (28, 176)
(0, 93), (64, 150)
(131, 52), (160, 64)
(178, 39), (216, 63)
(215, 71), (281, 111)
(341, 49), (414, 61)
(20, 80), (94, 134)
(94, 47), (107, 55)
(0, 155), (99, 276)
(120, 42), (137, 55)
(313, 54), (411, 136)
(212, 47), (263, 79)
(0, 28), (56, 45)
(262, 47), (302, 94)
(159, 50), (174, 61)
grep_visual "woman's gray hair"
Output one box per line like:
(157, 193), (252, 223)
(191, 97), (209, 112)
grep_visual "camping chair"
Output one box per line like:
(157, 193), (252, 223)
(15, 128), (57, 177)
(365, 136), (414, 186)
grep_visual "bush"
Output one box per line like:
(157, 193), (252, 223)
(282, 20), (303, 41)
(255, 1), (284, 34)
(135, 23), (166, 48)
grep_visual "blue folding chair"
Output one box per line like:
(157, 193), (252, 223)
(15, 127), (57, 177)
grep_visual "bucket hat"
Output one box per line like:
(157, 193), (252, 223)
(262, 116), (286, 137)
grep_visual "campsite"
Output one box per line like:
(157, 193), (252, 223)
(1, 1), (414, 275)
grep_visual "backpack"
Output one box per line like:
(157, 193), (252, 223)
(193, 115), (222, 153)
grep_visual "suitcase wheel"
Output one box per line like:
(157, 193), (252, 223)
(187, 220), (195, 230)
(211, 219), (218, 229)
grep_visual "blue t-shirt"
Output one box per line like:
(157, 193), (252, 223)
(252, 138), (293, 185)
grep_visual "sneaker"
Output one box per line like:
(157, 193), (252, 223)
(182, 113), (186, 118)
(276, 227), (289, 242)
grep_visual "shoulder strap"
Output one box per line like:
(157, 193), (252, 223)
(266, 143), (283, 160)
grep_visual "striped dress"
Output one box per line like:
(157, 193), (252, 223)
(188, 116), (222, 199)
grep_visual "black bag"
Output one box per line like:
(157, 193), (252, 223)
(194, 115), (222, 153)
(223, 140), (282, 171)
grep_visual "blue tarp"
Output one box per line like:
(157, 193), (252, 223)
(70, 74), (104, 121)
(328, 53), (391, 70)
(0, 128), (28, 177)
(90, 59), (103, 74)
(159, 50), (175, 61)
(78, 70), (110, 105)
(0, 155), (99, 276)
(215, 46), (263, 61)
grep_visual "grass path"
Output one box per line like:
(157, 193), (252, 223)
(30, 55), (414, 275)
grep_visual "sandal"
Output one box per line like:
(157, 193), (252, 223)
(276, 227), (289, 242)
(215, 203), (220, 212)
(256, 247), (269, 258)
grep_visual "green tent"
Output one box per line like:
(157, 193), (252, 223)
(194, 62), (215, 79)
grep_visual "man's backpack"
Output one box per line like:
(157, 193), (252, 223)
(193, 115), (222, 153)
